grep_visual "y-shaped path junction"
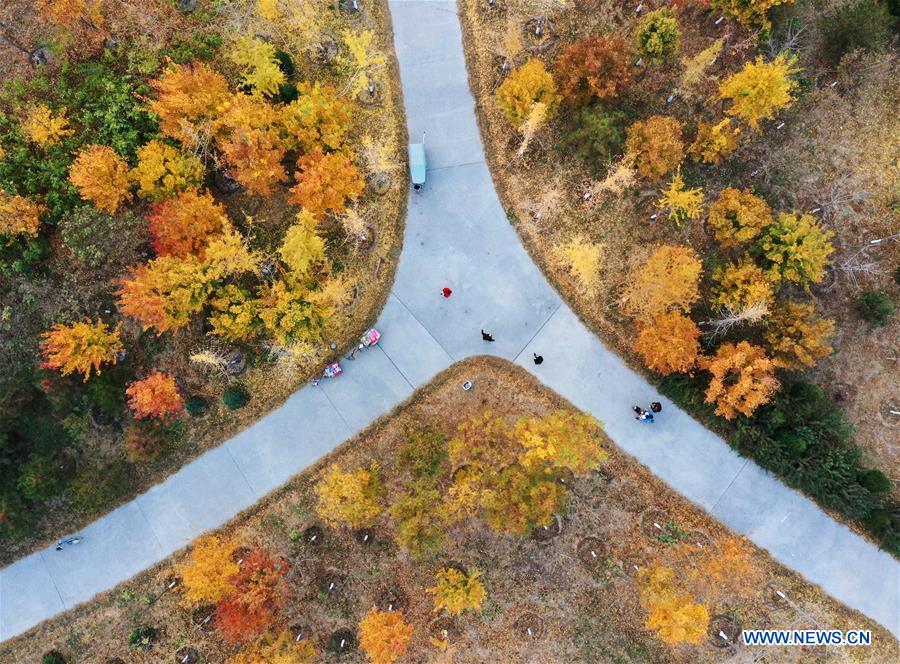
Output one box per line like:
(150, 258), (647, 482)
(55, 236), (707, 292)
(2, 0), (897, 642)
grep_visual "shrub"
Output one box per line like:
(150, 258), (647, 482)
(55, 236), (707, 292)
(41, 652), (66, 664)
(128, 625), (157, 651)
(820, 0), (894, 64)
(427, 567), (487, 615)
(557, 104), (626, 171)
(856, 290), (895, 325)
(58, 206), (148, 271)
(864, 509), (892, 533)
(624, 116), (684, 180)
(223, 386), (250, 410)
(554, 36), (633, 105)
(122, 422), (168, 462)
(274, 50), (296, 77)
(69, 461), (131, 514)
(184, 395), (208, 417)
(495, 59), (561, 127)
(860, 469), (892, 493)
(634, 9), (681, 64)
(17, 454), (66, 500)
(398, 428), (447, 479)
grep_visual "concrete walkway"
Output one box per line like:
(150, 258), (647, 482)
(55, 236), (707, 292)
(2, 0), (897, 642)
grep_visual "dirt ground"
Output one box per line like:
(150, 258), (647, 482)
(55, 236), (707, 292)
(456, 0), (899, 495)
(0, 0), (408, 563)
(3, 358), (896, 663)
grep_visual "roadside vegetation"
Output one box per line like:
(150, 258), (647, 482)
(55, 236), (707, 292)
(0, 0), (406, 563)
(459, 0), (899, 552)
(4, 359), (896, 663)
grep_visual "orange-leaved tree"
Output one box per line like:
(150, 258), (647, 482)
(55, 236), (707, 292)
(711, 257), (776, 312)
(625, 115), (684, 180)
(147, 190), (228, 257)
(638, 565), (709, 645)
(177, 535), (240, 604)
(707, 187), (772, 247)
(126, 371), (184, 420)
(427, 566), (487, 615)
(290, 148), (364, 219)
(554, 36), (632, 106)
(68, 145), (132, 214)
(702, 341), (779, 419)
(216, 549), (290, 643)
(764, 300), (834, 370)
(635, 311), (701, 375)
(215, 93), (286, 196)
(0, 190), (43, 237)
(622, 245), (702, 321)
(40, 319), (122, 381)
(117, 254), (212, 333)
(358, 609), (414, 664)
(495, 59), (561, 127)
(315, 464), (384, 528)
(148, 61), (231, 146)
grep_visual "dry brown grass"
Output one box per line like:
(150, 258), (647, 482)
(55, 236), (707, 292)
(3, 358), (896, 663)
(1, 0), (408, 564)
(458, 0), (900, 496)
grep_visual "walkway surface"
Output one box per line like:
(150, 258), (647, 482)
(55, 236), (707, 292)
(2, 0), (898, 643)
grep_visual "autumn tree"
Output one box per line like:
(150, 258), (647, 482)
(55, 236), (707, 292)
(625, 116), (684, 180)
(147, 190), (228, 257)
(702, 341), (779, 419)
(208, 285), (261, 341)
(177, 535), (240, 604)
(215, 93), (287, 196)
(388, 479), (447, 558)
(427, 567), (486, 615)
(694, 537), (763, 602)
(149, 61), (231, 146)
(36, 0), (106, 51)
(358, 609), (414, 664)
(623, 245), (702, 321)
(638, 565), (709, 645)
(551, 236), (605, 294)
(709, 0), (794, 28)
(689, 118), (740, 164)
(257, 279), (325, 346)
(719, 54), (800, 129)
(117, 254), (211, 332)
(634, 8), (681, 64)
(217, 549), (290, 643)
(126, 371), (184, 420)
(657, 171), (703, 226)
(512, 411), (606, 475)
(756, 211), (835, 286)
(678, 39), (724, 99)
(68, 145), (132, 213)
(228, 34), (285, 97)
(40, 319), (122, 381)
(289, 148), (364, 219)
(21, 104), (74, 146)
(765, 300), (834, 370)
(280, 82), (352, 153)
(495, 59), (561, 127)
(279, 210), (326, 274)
(635, 312), (701, 375)
(130, 140), (204, 201)
(448, 411), (518, 471)
(707, 187), (772, 247)
(480, 464), (566, 536)
(554, 36), (633, 105)
(0, 190), (43, 237)
(228, 631), (316, 664)
(315, 464), (384, 528)
(712, 258), (776, 311)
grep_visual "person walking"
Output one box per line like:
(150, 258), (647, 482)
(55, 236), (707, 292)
(441, 287), (452, 298)
(649, 402), (662, 414)
(481, 330), (495, 342)
(533, 353), (544, 365)
(56, 536), (82, 551)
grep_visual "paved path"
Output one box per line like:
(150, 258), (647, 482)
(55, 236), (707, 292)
(2, 0), (897, 643)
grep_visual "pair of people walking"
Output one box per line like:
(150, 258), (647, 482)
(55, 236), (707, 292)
(634, 401), (662, 423)
(480, 329), (544, 365)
